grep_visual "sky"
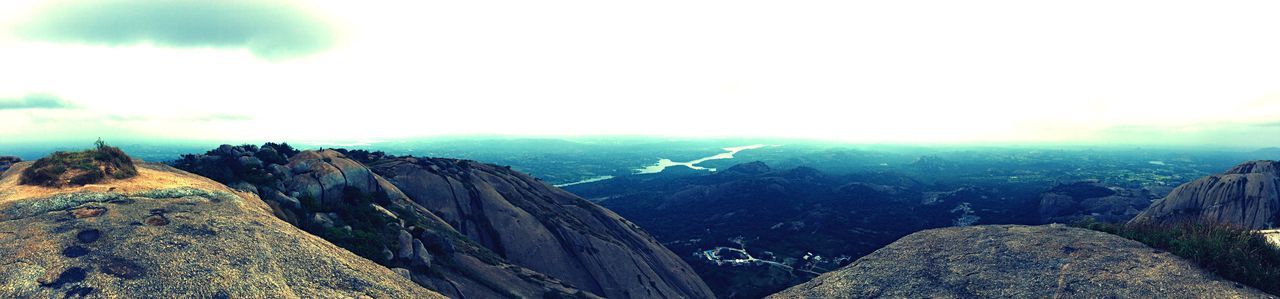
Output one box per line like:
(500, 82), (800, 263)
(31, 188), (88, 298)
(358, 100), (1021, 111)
(1, 0), (1279, 148)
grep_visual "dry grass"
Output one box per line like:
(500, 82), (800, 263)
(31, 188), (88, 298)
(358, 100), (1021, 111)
(18, 140), (137, 187)
(1076, 218), (1280, 295)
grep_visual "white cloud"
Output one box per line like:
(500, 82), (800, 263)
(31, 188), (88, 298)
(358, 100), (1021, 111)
(1, 0), (1279, 147)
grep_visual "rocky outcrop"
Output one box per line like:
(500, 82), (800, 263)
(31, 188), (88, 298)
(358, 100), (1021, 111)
(1040, 181), (1152, 224)
(1130, 160), (1280, 229)
(369, 156), (716, 299)
(0, 162), (441, 298)
(268, 150), (595, 298)
(0, 156), (19, 172)
(769, 225), (1273, 298)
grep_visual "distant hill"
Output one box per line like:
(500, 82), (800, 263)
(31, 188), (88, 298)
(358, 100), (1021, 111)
(769, 225), (1272, 298)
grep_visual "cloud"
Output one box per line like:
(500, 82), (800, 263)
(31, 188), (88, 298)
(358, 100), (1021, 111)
(103, 113), (254, 122)
(17, 0), (335, 59)
(0, 94), (75, 110)
(1094, 121), (1280, 148)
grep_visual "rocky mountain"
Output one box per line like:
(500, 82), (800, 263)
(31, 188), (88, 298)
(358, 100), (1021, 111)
(1130, 160), (1280, 229)
(1039, 180), (1154, 224)
(0, 160), (440, 298)
(174, 144), (712, 298)
(769, 225), (1273, 298)
(368, 156), (714, 299)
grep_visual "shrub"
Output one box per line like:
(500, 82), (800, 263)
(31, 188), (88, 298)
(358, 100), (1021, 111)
(20, 139), (137, 187)
(1075, 218), (1280, 295)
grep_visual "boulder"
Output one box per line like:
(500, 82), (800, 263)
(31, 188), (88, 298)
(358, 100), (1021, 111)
(265, 189), (301, 210)
(311, 213), (338, 229)
(412, 239), (432, 267)
(397, 230), (414, 259)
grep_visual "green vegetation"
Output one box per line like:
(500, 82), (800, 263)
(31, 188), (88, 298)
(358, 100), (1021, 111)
(20, 139), (137, 187)
(300, 187), (397, 264)
(1075, 218), (1280, 295)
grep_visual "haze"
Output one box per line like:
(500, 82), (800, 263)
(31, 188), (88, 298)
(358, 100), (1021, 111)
(2, 0), (1279, 148)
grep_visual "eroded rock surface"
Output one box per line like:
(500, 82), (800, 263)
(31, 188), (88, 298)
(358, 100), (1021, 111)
(1130, 160), (1280, 229)
(0, 162), (440, 298)
(370, 156), (715, 299)
(769, 225), (1273, 299)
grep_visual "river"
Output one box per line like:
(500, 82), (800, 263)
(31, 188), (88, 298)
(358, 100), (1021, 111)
(635, 144), (773, 174)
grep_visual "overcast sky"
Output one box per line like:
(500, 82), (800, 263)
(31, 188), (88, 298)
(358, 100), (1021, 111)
(2, 0), (1279, 147)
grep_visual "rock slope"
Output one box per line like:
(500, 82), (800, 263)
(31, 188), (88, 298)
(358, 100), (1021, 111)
(283, 150), (592, 298)
(0, 162), (440, 298)
(176, 145), (710, 298)
(769, 225), (1273, 298)
(1130, 160), (1280, 229)
(369, 156), (715, 299)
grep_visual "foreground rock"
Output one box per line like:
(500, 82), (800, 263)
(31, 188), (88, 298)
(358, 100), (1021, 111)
(769, 225), (1272, 298)
(1130, 160), (1280, 229)
(0, 162), (440, 298)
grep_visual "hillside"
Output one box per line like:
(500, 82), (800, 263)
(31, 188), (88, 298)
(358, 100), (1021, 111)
(1130, 160), (1280, 229)
(174, 144), (713, 298)
(769, 225), (1273, 298)
(0, 159), (439, 297)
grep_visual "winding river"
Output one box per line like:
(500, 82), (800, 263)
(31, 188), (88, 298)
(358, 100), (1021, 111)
(635, 144), (773, 174)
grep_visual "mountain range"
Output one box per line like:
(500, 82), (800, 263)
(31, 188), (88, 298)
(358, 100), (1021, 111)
(1, 142), (1277, 298)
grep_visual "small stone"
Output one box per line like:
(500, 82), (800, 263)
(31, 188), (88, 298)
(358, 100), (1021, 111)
(310, 213), (337, 228)
(71, 207), (106, 218)
(144, 215), (169, 226)
(380, 247), (394, 263)
(392, 268), (412, 280)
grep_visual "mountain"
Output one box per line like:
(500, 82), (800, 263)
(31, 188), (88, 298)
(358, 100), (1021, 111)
(368, 156), (714, 298)
(0, 159), (439, 297)
(769, 225), (1272, 298)
(1130, 160), (1280, 229)
(173, 144), (712, 298)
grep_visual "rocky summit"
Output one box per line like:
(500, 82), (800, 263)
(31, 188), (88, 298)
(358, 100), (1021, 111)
(174, 145), (713, 298)
(0, 161), (440, 298)
(1130, 160), (1280, 229)
(768, 225), (1273, 298)
(369, 156), (715, 299)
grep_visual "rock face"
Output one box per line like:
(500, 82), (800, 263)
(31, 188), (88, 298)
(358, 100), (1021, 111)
(1130, 160), (1280, 229)
(769, 225), (1273, 298)
(268, 150), (594, 298)
(0, 162), (440, 298)
(178, 147), (706, 298)
(369, 156), (715, 299)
